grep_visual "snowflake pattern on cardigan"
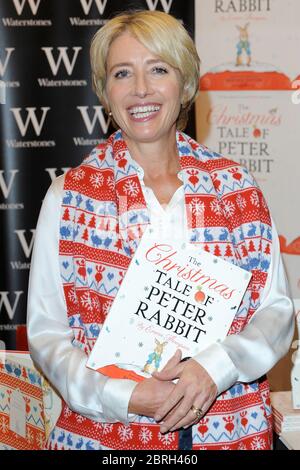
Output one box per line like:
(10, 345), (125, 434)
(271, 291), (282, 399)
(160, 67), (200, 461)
(50, 130), (273, 450)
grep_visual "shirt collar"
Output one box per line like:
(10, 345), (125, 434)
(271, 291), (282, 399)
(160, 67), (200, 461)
(131, 157), (184, 185)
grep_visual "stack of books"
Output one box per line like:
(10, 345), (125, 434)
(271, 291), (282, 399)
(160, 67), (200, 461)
(271, 391), (300, 434)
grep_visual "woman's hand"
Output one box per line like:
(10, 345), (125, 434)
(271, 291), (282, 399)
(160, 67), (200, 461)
(153, 358), (218, 433)
(128, 350), (182, 418)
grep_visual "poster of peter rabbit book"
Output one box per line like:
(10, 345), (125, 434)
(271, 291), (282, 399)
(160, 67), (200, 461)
(195, 0), (300, 91)
(87, 229), (252, 382)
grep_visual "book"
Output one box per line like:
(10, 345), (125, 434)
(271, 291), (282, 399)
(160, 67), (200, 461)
(86, 229), (252, 381)
(271, 391), (300, 425)
(273, 409), (300, 425)
(273, 418), (300, 434)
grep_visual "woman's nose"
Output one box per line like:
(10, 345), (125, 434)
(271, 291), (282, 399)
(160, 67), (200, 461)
(134, 72), (150, 98)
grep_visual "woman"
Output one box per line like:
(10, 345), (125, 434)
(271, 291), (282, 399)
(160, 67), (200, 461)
(27, 10), (294, 450)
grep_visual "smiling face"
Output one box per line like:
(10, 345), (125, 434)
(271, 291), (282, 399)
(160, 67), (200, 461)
(105, 32), (183, 145)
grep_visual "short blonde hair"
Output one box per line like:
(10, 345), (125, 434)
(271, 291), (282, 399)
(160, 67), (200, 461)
(90, 10), (200, 130)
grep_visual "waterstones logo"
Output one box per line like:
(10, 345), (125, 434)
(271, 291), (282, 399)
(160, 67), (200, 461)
(80, 0), (108, 15)
(0, 170), (19, 199)
(14, 229), (35, 258)
(38, 47), (87, 87)
(69, 0), (108, 27)
(0, 48), (15, 77)
(42, 47), (82, 76)
(12, 0), (42, 15)
(8, 107), (55, 148)
(11, 107), (49, 136)
(74, 106), (110, 146)
(0, 291), (24, 321)
(145, 0), (174, 13)
(10, 229), (35, 270)
(2, 0), (51, 27)
(0, 48), (20, 89)
(45, 167), (70, 182)
(215, 0), (271, 13)
(0, 170), (24, 210)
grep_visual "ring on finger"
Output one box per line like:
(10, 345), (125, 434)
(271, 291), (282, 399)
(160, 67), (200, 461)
(191, 404), (203, 420)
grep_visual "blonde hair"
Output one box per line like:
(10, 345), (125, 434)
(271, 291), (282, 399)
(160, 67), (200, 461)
(90, 10), (200, 130)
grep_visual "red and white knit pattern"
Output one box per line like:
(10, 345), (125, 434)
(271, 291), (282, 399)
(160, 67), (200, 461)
(51, 130), (273, 450)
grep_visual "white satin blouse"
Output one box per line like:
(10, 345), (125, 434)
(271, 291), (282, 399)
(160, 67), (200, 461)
(27, 166), (294, 425)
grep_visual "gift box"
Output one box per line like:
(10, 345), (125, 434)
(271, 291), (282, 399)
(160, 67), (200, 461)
(0, 351), (61, 450)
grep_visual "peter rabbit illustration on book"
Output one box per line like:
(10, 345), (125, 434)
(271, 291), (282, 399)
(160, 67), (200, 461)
(236, 23), (251, 66)
(143, 339), (168, 374)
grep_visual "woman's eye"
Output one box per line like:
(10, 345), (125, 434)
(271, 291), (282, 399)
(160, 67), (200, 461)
(114, 69), (130, 79)
(152, 66), (168, 74)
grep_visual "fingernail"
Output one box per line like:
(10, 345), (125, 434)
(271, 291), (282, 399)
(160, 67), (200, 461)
(160, 426), (167, 433)
(155, 415), (161, 422)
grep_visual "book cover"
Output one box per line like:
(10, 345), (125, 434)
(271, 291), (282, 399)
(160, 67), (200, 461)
(87, 230), (252, 381)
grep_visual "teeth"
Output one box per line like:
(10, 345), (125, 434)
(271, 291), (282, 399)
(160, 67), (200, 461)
(129, 105), (160, 115)
(134, 111), (154, 118)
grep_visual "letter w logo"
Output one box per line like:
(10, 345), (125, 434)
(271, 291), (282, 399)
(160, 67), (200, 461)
(12, 0), (41, 15)
(0, 48), (15, 77)
(0, 291), (23, 321)
(15, 230), (36, 258)
(145, 0), (174, 13)
(10, 107), (50, 137)
(77, 106), (110, 135)
(80, 0), (108, 15)
(0, 170), (19, 199)
(42, 47), (82, 76)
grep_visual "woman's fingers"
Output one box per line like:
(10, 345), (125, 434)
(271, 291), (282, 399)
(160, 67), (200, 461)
(154, 360), (218, 433)
(160, 394), (215, 433)
(168, 401), (208, 432)
(152, 362), (183, 381)
(161, 349), (182, 371)
(152, 349), (182, 381)
(158, 395), (197, 433)
(154, 386), (184, 422)
(128, 376), (176, 417)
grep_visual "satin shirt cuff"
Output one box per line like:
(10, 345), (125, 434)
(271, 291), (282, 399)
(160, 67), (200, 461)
(101, 378), (138, 424)
(193, 342), (239, 394)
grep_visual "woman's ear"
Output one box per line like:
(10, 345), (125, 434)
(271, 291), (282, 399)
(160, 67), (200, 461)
(181, 85), (189, 108)
(101, 87), (110, 114)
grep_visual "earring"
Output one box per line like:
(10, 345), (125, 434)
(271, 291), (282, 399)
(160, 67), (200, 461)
(108, 111), (112, 117)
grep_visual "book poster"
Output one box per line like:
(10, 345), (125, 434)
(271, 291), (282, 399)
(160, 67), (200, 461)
(195, 0), (300, 300)
(196, 0), (300, 91)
